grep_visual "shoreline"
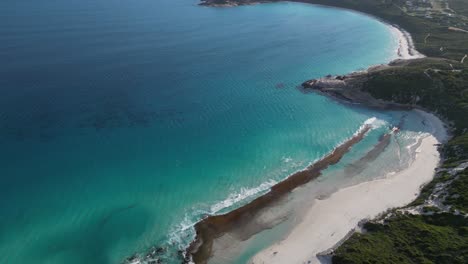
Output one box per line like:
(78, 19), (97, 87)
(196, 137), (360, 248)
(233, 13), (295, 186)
(250, 111), (448, 264)
(299, 12), (428, 110)
(185, 125), (372, 263)
(182, 1), (449, 264)
(387, 24), (424, 60)
(200, 0), (424, 60)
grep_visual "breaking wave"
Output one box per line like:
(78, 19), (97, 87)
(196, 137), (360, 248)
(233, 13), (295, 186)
(210, 179), (278, 214)
(364, 117), (387, 130)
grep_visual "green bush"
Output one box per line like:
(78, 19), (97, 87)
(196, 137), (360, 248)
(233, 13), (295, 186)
(333, 214), (468, 264)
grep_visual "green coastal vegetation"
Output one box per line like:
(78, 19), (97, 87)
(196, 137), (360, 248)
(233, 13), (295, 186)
(328, 55), (468, 261)
(202, 0), (468, 262)
(333, 213), (468, 264)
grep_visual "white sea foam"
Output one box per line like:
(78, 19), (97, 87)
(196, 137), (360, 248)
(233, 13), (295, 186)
(210, 179), (277, 214)
(406, 132), (428, 150)
(344, 117), (388, 145)
(168, 211), (200, 247)
(167, 178), (278, 253)
(364, 117), (387, 129)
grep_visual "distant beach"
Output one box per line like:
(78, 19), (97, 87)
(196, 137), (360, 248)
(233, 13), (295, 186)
(388, 24), (424, 60)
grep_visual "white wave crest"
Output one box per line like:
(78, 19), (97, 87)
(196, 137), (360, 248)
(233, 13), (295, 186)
(351, 117), (387, 138)
(210, 179), (277, 214)
(168, 211), (201, 247)
(166, 179), (278, 253)
(364, 117), (387, 129)
(166, 117), (384, 257)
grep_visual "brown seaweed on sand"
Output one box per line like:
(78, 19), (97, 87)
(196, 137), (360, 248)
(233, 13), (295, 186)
(185, 125), (372, 263)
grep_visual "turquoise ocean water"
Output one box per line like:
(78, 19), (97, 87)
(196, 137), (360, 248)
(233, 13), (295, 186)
(0, 0), (420, 263)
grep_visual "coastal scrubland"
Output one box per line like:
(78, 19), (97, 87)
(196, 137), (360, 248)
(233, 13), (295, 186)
(333, 213), (468, 264)
(363, 59), (468, 132)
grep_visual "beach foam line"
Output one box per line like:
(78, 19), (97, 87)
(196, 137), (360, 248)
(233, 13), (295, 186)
(210, 179), (278, 214)
(166, 121), (377, 260)
(166, 178), (278, 252)
(363, 116), (387, 130)
(185, 121), (373, 263)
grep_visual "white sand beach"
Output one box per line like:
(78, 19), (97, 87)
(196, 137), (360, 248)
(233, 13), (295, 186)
(249, 111), (447, 264)
(389, 24), (425, 60)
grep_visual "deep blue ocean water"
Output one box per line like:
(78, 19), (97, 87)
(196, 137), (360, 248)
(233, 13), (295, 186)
(0, 0), (404, 263)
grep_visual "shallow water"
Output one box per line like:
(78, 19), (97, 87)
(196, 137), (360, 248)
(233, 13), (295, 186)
(204, 111), (438, 264)
(0, 0), (413, 263)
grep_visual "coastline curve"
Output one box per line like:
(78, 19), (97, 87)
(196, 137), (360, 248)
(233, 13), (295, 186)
(185, 1), (447, 264)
